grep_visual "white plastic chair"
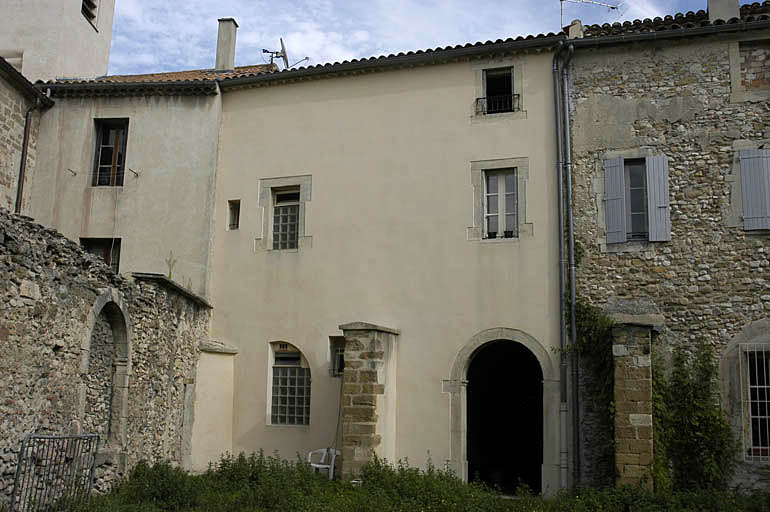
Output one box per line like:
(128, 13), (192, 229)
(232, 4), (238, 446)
(307, 447), (340, 480)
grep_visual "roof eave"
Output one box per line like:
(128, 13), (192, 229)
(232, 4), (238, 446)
(576, 18), (770, 47)
(219, 35), (565, 89)
(0, 57), (54, 108)
(38, 80), (219, 98)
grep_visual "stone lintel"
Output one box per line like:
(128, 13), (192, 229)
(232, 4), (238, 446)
(339, 322), (400, 335)
(199, 340), (239, 354)
(610, 313), (665, 331)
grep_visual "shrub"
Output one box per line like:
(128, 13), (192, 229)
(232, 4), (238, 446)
(654, 340), (739, 490)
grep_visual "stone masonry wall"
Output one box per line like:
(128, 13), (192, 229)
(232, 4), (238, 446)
(0, 210), (211, 504)
(0, 73), (39, 213)
(740, 40), (770, 90)
(570, 35), (770, 488)
(612, 323), (654, 488)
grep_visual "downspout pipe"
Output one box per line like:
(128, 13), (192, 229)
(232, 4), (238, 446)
(561, 43), (581, 485)
(14, 99), (39, 214)
(552, 40), (569, 490)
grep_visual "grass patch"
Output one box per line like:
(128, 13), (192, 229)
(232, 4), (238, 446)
(76, 453), (770, 512)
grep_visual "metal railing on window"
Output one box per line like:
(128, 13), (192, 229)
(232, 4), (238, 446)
(475, 94), (521, 115)
(740, 343), (770, 462)
(90, 168), (124, 187)
(10, 433), (99, 512)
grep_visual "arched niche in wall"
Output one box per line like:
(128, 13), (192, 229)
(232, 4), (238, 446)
(76, 288), (132, 451)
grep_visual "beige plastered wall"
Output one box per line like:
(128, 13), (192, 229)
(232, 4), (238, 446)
(191, 351), (235, 471)
(28, 93), (221, 296)
(211, 52), (562, 492)
(0, 0), (114, 81)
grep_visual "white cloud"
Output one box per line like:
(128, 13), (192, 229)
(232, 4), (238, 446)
(108, 0), (711, 75)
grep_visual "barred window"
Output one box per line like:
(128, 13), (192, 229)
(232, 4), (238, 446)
(272, 189), (299, 250)
(270, 344), (310, 426)
(741, 344), (770, 461)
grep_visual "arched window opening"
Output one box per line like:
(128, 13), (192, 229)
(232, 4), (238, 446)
(269, 342), (311, 426)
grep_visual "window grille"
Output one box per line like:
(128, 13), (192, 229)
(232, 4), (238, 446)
(740, 343), (770, 461)
(271, 365), (311, 425)
(272, 190), (299, 250)
(483, 169), (518, 239)
(92, 120), (128, 187)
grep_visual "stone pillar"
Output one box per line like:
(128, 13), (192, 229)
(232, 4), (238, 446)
(338, 322), (399, 478)
(610, 313), (663, 488)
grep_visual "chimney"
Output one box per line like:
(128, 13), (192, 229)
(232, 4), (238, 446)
(215, 18), (238, 72)
(708, 0), (740, 23)
(567, 19), (584, 40)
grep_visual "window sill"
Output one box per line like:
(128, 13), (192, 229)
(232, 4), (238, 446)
(470, 110), (527, 124)
(602, 239), (654, 254)
(266, 424), (310, 431)
(481, 237), (519, 244)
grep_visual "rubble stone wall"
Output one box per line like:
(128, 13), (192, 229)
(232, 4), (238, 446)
(740, 40), (770, 90)
(570, 35), (770, 488)
(0, 73), (39, 213)
(0, 210), (210, 504)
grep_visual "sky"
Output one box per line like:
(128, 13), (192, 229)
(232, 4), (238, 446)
(109, 0), (758, 75)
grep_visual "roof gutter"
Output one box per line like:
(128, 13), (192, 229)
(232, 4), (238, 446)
(40, 80), (219, 98)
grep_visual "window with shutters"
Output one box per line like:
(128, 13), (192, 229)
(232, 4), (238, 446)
(604, 155), (670, 245)
(92, 119), (128, 187)
(82, 0), (99, 25)
(739, 149), (770, 231)
(269, 342), (311, 426)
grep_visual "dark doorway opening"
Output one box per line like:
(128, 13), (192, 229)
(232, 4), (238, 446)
(467, 340), (543, 494)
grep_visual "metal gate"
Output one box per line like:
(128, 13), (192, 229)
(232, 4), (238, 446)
(9, 434), (99, 512)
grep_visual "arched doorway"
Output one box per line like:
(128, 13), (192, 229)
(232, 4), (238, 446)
(466, 340), (543, 494)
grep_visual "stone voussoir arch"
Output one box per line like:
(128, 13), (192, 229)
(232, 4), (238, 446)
(75, 288), (133, 450)
(444, 327), (557, 487)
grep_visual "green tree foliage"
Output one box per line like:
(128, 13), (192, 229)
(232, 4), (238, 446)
(654, 340), (738, 490)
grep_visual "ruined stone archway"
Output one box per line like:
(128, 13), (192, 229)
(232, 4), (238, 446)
(444, 328), (559, 493)
(76, 289), (132, 450)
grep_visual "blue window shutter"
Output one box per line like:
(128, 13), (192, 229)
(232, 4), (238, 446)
(645, 155), (671, 242)
(604, 158), (626, 244)
(740, 149), (770, 231)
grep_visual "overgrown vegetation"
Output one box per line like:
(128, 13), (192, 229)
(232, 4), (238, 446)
(573, 299), (616, 484)
(76, 454), (770, 512)
(652, 340), (739, 491)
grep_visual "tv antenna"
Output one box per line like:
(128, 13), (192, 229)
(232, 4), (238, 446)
(262, 38), (310, 70)
(560, 0), (622, 28)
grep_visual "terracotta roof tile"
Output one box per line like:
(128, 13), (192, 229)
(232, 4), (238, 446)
(49, 63), (278, 85)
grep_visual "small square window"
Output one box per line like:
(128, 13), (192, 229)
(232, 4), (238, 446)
(483, 169), (518, 239)
(477, 68), (519, 115)
(228, 200), (240, 230)
(330, 337), (345, 377)
(92, 119), (128, 187)
(80, 238), (121, 273)
(272, 188), (300, 250)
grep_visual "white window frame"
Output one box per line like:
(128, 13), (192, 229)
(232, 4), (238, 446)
(740, 343), (770, 462)
(482, 168), (518, 239)
(468, 158), (531, 242)
(267, 342), (311, 427)
(272, 188), (300, 250)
